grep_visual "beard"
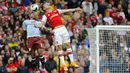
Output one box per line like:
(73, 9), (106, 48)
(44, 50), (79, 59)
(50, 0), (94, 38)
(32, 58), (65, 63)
(10, 62), (13, 64)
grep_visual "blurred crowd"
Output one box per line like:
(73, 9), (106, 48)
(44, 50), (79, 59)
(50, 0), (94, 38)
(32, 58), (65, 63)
(0, 0), (130, 73)
(99, 30), (130, 73)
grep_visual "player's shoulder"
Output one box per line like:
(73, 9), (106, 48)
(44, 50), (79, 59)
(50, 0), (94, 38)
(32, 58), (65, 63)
(36, 21), (41, 24)
(23, 19), (30, 23)
(23, 20), (35, 25)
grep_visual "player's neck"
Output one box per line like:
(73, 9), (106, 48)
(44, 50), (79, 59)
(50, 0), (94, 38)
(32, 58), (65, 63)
(46, 9), (52, 12)
(30, 18), (37, 20)
(30, 18), (34, 20)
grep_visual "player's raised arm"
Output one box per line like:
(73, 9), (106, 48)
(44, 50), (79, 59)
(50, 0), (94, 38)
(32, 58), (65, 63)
(59, 7), (82, 14)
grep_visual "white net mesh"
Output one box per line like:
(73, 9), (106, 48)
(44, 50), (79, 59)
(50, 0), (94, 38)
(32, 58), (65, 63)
(87, 26), (130, 73)
(99, 30), (130, 73)
(87, 28), (97, 73)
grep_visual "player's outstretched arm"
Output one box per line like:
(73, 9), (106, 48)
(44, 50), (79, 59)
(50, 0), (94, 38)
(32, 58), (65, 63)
(61, 7), (82, 14)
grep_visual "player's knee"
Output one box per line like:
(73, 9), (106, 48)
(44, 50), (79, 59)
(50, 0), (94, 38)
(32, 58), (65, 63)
(64, 43), (71, 48)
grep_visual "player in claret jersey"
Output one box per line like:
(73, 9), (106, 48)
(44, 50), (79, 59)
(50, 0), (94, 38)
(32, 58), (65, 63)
(23, 12), (46, 72)
(35, 2), (82, 71)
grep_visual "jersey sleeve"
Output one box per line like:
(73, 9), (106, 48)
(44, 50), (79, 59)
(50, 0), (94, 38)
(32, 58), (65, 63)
(42, 15), (47, 23)
(57, 9), (62, 14)
(22, 20), (27, 31)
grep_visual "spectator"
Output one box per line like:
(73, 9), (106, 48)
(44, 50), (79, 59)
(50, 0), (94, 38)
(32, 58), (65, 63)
(104, 68), (110, 73)
(51, 69), (58, 73)
(100, 54), (109, 73)
(0, 57), (7, 73)
(82, 0), (93, 15)
(68, 66), (75, 73)
(8, 37), (18, 49)
(92, 0), (98, 11)
(5, 45), (11, 59)
(103, 11), (114, 25)
(25, 54), (33, 73)
(71, 39), (78, 52)
(82, 0), (93, 25)
(83, 34), (90, 49)
(98, 0), (107, 17)
(6, 57), (17, 73)
(91, 11), (98, 27)
(124, 4), (130, 22)
(79, 41), (89, 50)
(0, 49), (7, 65)
(15, 55), (22, 67)
(53, 50), (62, 72)
(116, 10), (126, 25)
(45, 53), (57, 73)
(128, 60), (130, 72)
(67, 0), (78, 9)
(76, 49), (84, 73)
(17, 60), (29, 73)
(64, 55), (70, 68)
(83, 51), (90, 73)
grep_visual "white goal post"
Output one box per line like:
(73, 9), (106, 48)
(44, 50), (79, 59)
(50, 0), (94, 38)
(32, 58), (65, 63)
(86, 26), (130, 73)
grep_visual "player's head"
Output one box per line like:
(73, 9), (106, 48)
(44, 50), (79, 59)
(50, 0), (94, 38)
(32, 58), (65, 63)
(43, 2), (50, 11)
(30, 12), (39, 20)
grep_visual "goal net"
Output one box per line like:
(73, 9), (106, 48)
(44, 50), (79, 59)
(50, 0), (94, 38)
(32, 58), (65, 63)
(87, 26), (130, 73)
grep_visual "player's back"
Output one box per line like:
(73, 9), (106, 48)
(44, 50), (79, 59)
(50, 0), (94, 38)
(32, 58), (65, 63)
(23, 20), (41, 38)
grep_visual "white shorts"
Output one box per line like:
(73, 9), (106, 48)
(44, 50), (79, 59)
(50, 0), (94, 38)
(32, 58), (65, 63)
(53, 26), (70, 45)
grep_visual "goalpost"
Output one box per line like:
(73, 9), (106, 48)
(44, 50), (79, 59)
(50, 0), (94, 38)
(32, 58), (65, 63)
(86, 26), (130, 73)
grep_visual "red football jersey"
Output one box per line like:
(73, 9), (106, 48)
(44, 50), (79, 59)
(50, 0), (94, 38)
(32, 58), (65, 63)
(42, 9), (63, 29)
(15, 61), (21, 67)
(6, 64), (17, 73)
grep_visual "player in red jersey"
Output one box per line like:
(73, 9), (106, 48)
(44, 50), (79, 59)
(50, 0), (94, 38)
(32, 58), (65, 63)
(35, 2), (82, 71)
